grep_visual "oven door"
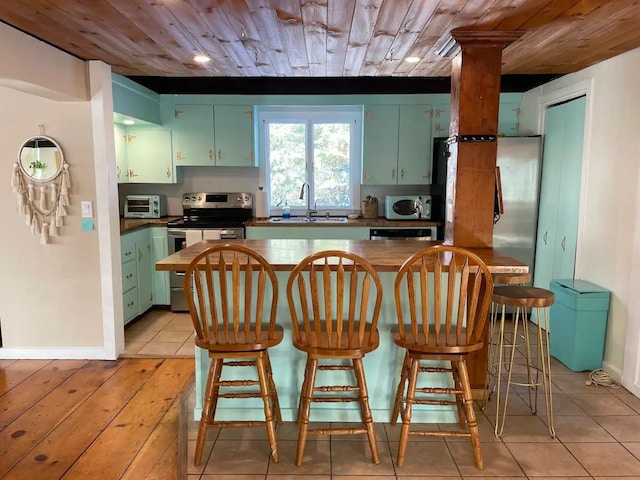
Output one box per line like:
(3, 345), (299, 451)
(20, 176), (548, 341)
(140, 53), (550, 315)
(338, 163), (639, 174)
(167, 227), (246, 311)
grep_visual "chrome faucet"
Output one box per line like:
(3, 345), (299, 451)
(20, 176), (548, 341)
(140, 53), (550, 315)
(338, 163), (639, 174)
(299, 182), (317, 218)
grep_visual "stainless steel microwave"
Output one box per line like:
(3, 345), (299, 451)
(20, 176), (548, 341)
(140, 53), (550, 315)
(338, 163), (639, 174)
(384, 195), (432, 221)
(124, 194), (168, 218)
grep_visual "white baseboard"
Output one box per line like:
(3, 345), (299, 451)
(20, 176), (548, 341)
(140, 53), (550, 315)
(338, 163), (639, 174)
(0, 347), (114, 360)
(602, 360), (623, 384)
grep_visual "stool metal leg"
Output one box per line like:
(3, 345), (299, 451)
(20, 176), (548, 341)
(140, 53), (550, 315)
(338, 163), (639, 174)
(535, 306), (555, 438)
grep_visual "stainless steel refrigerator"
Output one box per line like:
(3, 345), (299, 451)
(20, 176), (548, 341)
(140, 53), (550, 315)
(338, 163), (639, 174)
(432, 136), (543, 276)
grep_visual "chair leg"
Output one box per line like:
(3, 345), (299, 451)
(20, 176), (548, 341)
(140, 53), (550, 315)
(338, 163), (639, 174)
(352, 357), (379, 464)
(264, 351), (282, 424)
(296, 356), (318, 466)
(456, 359), (483, 470)
(451, 362), (466, 428)
(256, 353), (279, 463)
(208, 357), (224, 425)
(397, 355), (420, 468)
(296, 356), (312, 425)
(390, 351), (410, 425)
(194, 357), (220, 466)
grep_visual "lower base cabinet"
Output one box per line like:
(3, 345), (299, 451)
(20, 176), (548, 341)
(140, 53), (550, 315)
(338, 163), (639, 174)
(150, 227), (170, 306)
(121, 228), (152, 324)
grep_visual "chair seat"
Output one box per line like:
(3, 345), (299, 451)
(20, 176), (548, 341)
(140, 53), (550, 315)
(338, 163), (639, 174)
(196, 324), (284, 352)
(492, 286), (554, 308)
(391, 326), (483, 355)
(293, 323), (379, 357)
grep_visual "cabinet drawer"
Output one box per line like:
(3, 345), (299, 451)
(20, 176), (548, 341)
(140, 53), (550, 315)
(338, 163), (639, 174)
(123, 287), (139, 324)
(121, 235), (136, 263)
(121, 260), (137, 293)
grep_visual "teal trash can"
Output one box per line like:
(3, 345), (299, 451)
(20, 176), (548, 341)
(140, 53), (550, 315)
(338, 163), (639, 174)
(549, 279), (610, 372)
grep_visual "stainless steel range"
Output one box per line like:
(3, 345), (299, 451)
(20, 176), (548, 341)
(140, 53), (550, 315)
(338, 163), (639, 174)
(167, 192), (253, 311)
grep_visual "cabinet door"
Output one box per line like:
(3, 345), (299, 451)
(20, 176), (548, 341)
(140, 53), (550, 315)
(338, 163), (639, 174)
(398, 104), (433, 184)
(150, 227), (170, 305)
(552, 96), (586, 280)
(114, 123), (128, 184)
(431, 103), (450, 138)
(170, 104), (215, 166)
(136, 233), (153, 314)
(126, 127), (174, 183)
(498, 102), (521, 136)
(214, 105), (256, 166)
(363, 105), (399, 185)
(534, 96), (586, 289)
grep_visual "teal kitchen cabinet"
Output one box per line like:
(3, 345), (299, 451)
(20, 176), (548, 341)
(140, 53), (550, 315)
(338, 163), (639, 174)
(214, 105), (256, 166)
(114, 123), (128, 184)
(430, 103), (450, 138)
(168, 104), (256, 167)
(121, 228), (153, 324)
(150, 226), (170, 306)
(168, 104), (215, 166)
(246, 226), (370, 240)
(124, 126), (175, 183)
(498, 102), (521, 136)
(534, 96), (586, 291)
(398, 104), (433, 184)
(363, 104), (432, 185)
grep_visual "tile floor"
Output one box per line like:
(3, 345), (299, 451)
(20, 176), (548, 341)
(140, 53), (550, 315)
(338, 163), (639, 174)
(128, 311), (640, 479)
(122, 308), (195, 357)
(181, 359), (640, 478)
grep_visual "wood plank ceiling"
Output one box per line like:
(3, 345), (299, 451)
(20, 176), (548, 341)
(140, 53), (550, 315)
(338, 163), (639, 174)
(1, 0), (639, 79)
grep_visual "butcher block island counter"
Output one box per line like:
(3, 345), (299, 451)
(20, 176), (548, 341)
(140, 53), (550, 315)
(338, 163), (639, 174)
(156, 239), (527, 422)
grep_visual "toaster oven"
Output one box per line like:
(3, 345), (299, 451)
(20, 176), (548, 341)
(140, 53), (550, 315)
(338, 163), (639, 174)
(384, 195), (432, 221)
(124, 194), (168, 218)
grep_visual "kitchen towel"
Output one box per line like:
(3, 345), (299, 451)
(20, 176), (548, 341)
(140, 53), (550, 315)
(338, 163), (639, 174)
(255, 187), (269, 219)
(203, 230), (221, 241)
(186, 230), (203, 247)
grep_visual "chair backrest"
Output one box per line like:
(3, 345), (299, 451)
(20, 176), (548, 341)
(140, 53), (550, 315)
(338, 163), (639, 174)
(286, 250), (383, 352)
(184, 244), (279, 347)
(394, 245), (494, 349)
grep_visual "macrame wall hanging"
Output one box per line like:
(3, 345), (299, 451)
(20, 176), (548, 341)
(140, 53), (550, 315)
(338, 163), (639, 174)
(10, 126), (72, 244)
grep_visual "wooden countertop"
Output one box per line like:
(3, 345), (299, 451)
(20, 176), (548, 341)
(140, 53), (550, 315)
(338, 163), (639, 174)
(155, 239), (528, 274)
(120, 217), (181, 234)
(246, 217), (441, 227)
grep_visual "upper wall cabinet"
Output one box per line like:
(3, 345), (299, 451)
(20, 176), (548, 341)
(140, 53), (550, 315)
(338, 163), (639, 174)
(168, 104), (215, 166)
(115, 123), (128, 184)
(363, 104), (432, 185)
(121, 126), (176, 183)
(214, 105), (256, 166)
(167, 104), (256, 167)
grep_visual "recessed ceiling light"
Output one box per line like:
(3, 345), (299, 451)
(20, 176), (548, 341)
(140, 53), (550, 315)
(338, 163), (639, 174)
(123, 119), (135, 125)
(405, 56), (421, 63)
(193, 55), (211, 64)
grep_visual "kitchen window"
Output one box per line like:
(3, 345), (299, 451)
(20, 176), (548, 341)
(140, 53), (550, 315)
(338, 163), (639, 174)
(258, 106), (362, 215)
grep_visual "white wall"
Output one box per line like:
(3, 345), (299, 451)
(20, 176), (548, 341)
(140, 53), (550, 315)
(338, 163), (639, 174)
(0, 24), (119, 358)
(521, 47), (640, 384)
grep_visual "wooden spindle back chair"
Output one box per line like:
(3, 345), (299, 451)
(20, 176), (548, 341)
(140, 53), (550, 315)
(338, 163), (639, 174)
(390, 245), (493, 470)
(185, 244), (283, 465)
(286, 250), (383, 466)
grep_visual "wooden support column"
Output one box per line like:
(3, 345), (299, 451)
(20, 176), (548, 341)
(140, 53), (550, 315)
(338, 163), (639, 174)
(438, 31), (523, 395)
(439, 31), (523, 248)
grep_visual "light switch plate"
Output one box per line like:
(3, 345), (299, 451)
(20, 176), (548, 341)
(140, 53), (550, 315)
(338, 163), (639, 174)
(81, 200), (93, 218)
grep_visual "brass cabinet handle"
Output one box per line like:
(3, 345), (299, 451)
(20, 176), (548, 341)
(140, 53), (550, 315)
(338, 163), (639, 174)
(138, 249), (142, 261)
(543, 231), (547, 245)
(217, 149), (222, 162)
(126, 273), (133, 279)
(400, 169), (404, 179)
(209, 149), (213, 161)
(166, 167), (171, 178)
(392, 169), (396, 179)
(176, 151), (186, 161)
(561, 236), (566, 251)
(124, 251), (132, 257)
(116, 166), (121, 178)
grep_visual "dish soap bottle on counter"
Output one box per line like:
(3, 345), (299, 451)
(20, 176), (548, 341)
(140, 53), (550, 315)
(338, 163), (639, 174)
(282, 201), (291, 219)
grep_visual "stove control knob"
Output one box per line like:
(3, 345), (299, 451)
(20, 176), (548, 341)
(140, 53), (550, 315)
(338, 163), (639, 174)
(191, 196), (196, 201)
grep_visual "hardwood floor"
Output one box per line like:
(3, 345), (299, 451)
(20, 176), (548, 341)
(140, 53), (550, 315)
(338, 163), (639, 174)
(0, 358), (193, 480)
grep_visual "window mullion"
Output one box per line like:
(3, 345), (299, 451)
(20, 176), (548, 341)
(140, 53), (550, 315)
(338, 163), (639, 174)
(306, 118), (314, 205)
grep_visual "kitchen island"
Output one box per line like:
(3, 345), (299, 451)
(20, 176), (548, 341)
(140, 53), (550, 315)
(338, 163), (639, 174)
(156, 238), (528, 422)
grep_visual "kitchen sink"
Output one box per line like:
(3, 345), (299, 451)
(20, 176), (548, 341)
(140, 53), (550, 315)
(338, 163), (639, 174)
(268, 217), (349, 223)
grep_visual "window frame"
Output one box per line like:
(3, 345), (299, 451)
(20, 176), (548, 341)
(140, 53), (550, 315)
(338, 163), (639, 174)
(257, 105), (362, 217)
